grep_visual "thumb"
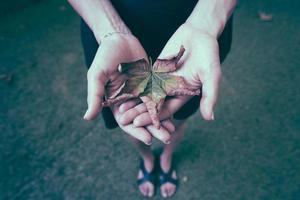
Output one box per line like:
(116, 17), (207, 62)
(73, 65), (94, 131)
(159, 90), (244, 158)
(83, 68), (107, 120)
(157, 42), (182, 60)
(199, 64), (222, 121)
(83, 47), (116, 120)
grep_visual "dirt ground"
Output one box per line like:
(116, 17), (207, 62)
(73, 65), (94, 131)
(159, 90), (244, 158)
(0, 0), (299, 199)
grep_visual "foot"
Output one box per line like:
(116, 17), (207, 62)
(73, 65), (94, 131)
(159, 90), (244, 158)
(137, 154), (155, 197)
(159, 154), (177, 198)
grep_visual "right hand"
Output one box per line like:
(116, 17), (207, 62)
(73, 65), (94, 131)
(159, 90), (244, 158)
(83, 33), (174, 144)
(83, 33), (147, 120)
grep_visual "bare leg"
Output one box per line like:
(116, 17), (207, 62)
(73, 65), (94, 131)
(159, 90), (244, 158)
(160, 119), (186, 198)
(129, 136), (155, 197)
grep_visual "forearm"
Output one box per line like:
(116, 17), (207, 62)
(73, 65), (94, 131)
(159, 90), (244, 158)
(186, 0), (237, 37)
(68, 0), (130, 43)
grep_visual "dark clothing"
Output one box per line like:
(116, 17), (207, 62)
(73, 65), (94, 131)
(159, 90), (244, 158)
(80, 1), (233, 129)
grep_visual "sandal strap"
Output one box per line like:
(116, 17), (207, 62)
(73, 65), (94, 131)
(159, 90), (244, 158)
(137, 159), (156, 185)
(159, 167), (178, 186)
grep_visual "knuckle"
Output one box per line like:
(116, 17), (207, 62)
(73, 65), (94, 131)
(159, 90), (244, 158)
(164, 121), (175, 132)
(133, 116), (145, 126)
(163, 109), (172, 119)
(118, 116), (128, 125)
(87, 68), (107, 84)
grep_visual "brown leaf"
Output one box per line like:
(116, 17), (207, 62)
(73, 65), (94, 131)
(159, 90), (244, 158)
(103, 46), (201, 128)
(0, 73), (13, 83)
(258, 11), (273, 21)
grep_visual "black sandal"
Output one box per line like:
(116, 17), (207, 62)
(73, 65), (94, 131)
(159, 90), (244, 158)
(137, 158), (156, 187)
(158, 161), (178, 189)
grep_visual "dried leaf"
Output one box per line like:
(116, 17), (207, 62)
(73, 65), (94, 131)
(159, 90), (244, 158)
(0, 73), (13, 83)
(258, 11), (273, 21)
(103, 46), (201, 128)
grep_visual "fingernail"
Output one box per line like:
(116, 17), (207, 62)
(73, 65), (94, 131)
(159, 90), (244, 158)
(119, 106), (125, 113)
(145, 141), (152, 145)
(164, 140), (171, 144)
(83, 111), (88, 120)
(148, 192), (154, 197)
(211, 112), (215, 120)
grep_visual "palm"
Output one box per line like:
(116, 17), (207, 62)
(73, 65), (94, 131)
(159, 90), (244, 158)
(118, 23), (222, 127)
(84, 34), (147, 120)
(160, 23), (220, 90)
(92, 34), (148, 77)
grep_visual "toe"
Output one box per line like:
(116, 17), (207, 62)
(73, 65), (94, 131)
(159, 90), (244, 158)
(148, 190), (153, 197)
(161, 183), (177, 198)
(139, 185), (147, 196)
(168, 185), (176, 197)
(161, 186), (168, 198)
(145, 186), (150, 197)
(148, 185), (154, 197)
(166, 187), (171, 197)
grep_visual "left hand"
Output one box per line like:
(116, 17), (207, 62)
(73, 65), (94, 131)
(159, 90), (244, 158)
(118, 22), (222, 127)
(112, 99), (175, 145)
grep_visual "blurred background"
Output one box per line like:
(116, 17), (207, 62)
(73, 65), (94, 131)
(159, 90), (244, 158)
(0, 0), (299, 199)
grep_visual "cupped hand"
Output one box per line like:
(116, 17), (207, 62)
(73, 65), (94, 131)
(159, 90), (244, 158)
(82, 33), (175, 144)
(118, 22), (222, 127)
(83, 33), (148, 120)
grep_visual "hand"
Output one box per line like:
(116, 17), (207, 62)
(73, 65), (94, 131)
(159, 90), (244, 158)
(83, 33), (148, 120)
(111, 99), (174, 145)
(118, 22), (222, 126)
(83, 33), (174, 144)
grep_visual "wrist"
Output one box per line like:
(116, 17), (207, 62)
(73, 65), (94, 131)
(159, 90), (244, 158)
(95, 31), (140, 53)
(186, 12), (226, 38)
(95, 30), (132, 44)
(93, 23), (132, 44)
(91, 0), (131, 43)
(183, 20), (222, 39)
(186, 0), (236, 38)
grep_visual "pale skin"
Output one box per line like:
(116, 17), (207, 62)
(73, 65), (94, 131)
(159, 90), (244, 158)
(68, 0), (236, 198)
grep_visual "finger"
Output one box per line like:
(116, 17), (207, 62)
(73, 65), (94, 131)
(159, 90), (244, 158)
(83, 47), (119, 120)
(133, 96), (190, 127)
(161, 119), (175, 133)
(121, 124), (153, 145)
(112, 105), (153, 145)
(118, 103), (147, 125)
(146, 125), (171, 144)
(200, 65), (221, 120)
(158, 42), (183, 60)
(118, 98), (141, 113)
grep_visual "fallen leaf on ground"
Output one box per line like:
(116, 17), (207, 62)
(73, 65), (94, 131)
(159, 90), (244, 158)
(103, 46), (201, 128)
(258, 11), (273, 21)
(0, 73), (13, 83)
